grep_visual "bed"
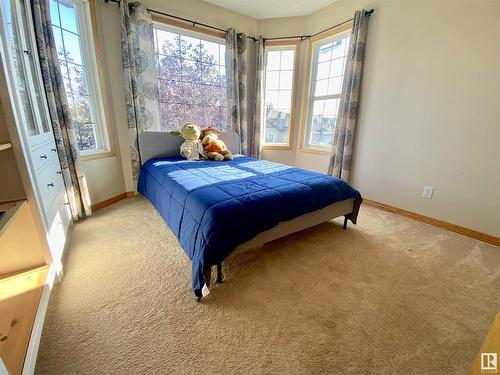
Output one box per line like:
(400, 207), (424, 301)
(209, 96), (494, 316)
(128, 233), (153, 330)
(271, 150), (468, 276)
(137, 131), (362, 299)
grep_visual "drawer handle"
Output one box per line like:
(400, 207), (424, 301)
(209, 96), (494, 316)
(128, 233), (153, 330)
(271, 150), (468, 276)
(57, 171), (62, 174)
(51, 148), (57, 152)
(47, 182), (54, 188)
(40, 154), (48, 160)
(0, 335), (7, 342)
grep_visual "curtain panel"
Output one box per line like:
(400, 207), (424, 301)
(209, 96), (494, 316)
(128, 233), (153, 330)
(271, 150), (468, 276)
(120, 0), (161, 181)
(225, 29), (248, 155)
(31, 0), (91, 221)
(327, 10), (370, 181)
(250, 36), (264, 159)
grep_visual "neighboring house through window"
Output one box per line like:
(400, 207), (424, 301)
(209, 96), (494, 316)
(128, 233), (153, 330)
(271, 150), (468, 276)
(153, 22), (227, 131)
(49, 0), (110, 154)
(302, 26), (351, 152)
(263, 41), (299, 149)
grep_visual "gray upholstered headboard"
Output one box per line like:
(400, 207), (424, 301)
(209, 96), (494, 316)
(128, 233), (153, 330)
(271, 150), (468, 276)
(138, 130), (241, 164)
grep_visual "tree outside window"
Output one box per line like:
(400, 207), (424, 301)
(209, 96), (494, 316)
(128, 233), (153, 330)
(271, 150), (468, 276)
(154, 27), (227, 131)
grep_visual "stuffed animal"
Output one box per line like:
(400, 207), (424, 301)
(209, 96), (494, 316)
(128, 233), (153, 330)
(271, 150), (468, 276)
(169, 123), (205, 160)
(201, 127), (233, 161)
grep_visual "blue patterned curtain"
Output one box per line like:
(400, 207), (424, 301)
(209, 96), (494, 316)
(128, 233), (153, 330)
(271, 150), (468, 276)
(225, 29), (248, 154)
(121, 0), (161, 180)
(31, 0), (91, 221)
(250, 36), (264, 159)
(327, 10), (370, 180)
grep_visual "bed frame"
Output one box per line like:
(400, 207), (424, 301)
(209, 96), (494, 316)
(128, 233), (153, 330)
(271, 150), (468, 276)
(138, 131), (361, 296)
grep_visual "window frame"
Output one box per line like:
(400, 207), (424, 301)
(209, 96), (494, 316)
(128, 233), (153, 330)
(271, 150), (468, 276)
(299, 22), (352, 154)
(52, 0), (114, 160)
(262, 40), (300, 151)
(152, 14), (228, 131)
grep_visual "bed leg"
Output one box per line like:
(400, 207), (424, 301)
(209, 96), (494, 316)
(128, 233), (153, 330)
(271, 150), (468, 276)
(216, 262), (223, 283)
(203, 266), (212, 288)
(343, 217), (348, 230)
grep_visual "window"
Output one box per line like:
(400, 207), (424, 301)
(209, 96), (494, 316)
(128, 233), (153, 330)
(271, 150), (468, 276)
(263, 43), (298, 148)
(302, 29), (351, 151)
(49, 0), (110, 154)
(153, 22), (227, 131)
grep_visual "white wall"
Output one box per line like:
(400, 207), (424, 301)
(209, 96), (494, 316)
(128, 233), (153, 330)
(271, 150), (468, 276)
(304, 0), (500, 237)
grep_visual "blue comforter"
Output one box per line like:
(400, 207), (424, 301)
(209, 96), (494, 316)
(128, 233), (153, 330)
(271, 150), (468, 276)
(138, 155), (362, 297)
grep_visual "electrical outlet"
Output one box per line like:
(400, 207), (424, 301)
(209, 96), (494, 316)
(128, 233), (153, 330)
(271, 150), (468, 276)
(422, 185), (434, 199)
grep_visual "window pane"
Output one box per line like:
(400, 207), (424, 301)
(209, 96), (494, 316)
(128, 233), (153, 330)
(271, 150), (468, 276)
(73, 95), (97, 150)
(219, 45), (226, 66)
(154, 26), (227, 130)
(67, 62), (89, 95)
(279, 70), (293, 90)
(332, 37), (349, 59)
(156, 30), (178, 55)
(76, 122), (97, 151)
(306, 34), (350, 149)
(265, 71), (279, 90)
(324, 98), (339, 115)
(327, 76), (342, 95)
(265, 90), (279, 110)
(180, 35), (200, 59)
(330, 57), (345, 77)
(201, 40), (220, 64)
(280, 50), (294, 70)
(316, 61), (330, 80)
(157, 55), (181, 80)
(263, 47), (296, 146)
(278, 90), (292, 111)
(59, 0), (78, 34)
(318, 42), (332, 62)
(62, 30), (83, 64)
(74, 95), (94, 124)
(315, 79), (328, 96)
(313, 100), (324, 116)
(266, 50), (280, 70)
(52, 26), (65, 61)
(49, 0), (60, 26)
(181, 59), (201, 83)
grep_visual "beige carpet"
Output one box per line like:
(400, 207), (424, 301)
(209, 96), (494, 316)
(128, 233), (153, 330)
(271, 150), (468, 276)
(35, 196), (500, 375)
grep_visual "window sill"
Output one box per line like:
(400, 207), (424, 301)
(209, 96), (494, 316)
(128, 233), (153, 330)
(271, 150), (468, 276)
(299, 147), (330, 155)
(262, 144), (293, 151)
(81, 150), (115, 161)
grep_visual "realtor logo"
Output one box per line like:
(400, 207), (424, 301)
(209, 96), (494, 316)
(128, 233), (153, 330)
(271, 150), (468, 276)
(481, 353), (498, 373)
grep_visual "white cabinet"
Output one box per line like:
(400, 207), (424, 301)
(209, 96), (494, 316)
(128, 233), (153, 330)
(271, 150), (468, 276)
(0, 0), (70, 264)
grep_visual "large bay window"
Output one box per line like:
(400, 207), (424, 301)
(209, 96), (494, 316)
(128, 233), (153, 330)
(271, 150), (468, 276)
(263, 42), (299, 149)
(302, 26), (351, 152)
(153, 21), (227, 131)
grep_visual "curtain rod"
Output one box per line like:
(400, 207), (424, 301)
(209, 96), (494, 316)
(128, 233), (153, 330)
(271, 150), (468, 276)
(264, 9), (374, 41)
(103, 1), (373, 43)
(104, 0), (257, 41)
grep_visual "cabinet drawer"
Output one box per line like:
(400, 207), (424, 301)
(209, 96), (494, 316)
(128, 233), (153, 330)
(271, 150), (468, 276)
(32, 141), (58, 173)
(46, 184), (69, 228)
(45, 186), (70, 256)
(36, 157), (63, 213)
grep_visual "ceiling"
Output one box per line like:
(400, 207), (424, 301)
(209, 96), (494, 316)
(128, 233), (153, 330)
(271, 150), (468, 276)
(203, 0), (338, 19)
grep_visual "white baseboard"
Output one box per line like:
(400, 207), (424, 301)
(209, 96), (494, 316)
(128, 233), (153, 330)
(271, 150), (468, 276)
(22, 264), (56, 375)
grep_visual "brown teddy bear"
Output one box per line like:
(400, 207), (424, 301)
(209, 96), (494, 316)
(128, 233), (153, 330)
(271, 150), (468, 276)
(201, 127), (233, 161)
